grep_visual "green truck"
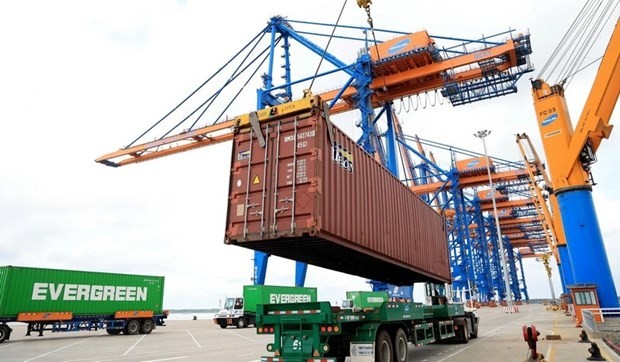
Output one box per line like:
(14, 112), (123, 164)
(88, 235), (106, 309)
(213, 285), (318, 328)
(255, 286), (478, 362)
(0, 265), (167, 343)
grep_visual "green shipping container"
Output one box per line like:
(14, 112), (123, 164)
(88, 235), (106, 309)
(0, 266), (165, 318)
(243, 285), (318, 313)
(346, 291), (388, 309)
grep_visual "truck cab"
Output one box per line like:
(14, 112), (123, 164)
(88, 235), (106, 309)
(213, 297), (248, 328)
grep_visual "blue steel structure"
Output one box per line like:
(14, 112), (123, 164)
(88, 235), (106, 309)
(391, 134), (536, 304)
(95, 14), (536, 300)
(231, 17), (534, 293)
(403, 135), (561, 304)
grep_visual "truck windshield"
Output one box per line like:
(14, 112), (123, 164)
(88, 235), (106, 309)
(223, 297), (243, 309)
(223, 298), (236, 309)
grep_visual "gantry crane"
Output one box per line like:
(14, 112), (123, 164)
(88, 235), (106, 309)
(404, 135), (553, 304)
(530, 4), (619, 308)
(96, 7), (534, 293)
(516, 133), (566, 298)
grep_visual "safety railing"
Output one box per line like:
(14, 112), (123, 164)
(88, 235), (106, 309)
(581, 308), (620, 334)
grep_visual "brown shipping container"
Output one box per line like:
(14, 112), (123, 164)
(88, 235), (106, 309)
(224, 98), (450, 285)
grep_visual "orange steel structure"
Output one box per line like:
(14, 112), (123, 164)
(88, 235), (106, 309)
(96, 28), (532, 168)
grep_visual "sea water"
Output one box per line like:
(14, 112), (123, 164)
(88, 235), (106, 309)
(167, 312), (215, 321)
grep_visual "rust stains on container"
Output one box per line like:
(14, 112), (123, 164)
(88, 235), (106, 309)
(225, 98), (449, 285)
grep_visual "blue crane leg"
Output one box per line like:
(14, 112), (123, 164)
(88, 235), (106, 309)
(253, 251), (269, 285)
(557, 245), (573, 294)
(557, 188), (619, 308)
(295, 261), (307, 287)
(556, 262), (566, 295)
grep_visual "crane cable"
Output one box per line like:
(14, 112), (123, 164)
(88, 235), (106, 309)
(359, 1), (389, 93)
(306, 0), (349, 95)
(537, 0), (619, 88)
(307, 0), (389, 96)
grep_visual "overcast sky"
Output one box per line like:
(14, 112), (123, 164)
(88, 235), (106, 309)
(1, 1), (618, 308)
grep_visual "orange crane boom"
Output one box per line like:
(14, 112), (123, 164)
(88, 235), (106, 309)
(96, 28), (532, 168)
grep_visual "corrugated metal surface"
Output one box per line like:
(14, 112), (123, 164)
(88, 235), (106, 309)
(0, 266), (165, 318)
(243, 285), (318, 313)
(225, 99), (450, 285)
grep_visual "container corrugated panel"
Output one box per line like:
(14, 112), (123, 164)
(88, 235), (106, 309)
(0, 266), (165, 318)
(243, 285), (318, 314)
(225, 98), (450, 285)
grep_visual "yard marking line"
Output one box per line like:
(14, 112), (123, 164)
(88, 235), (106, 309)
(24, 337), (92, 361)
(438, 314), (531, 361)
(238, 352), (254, 356)
(186, 329), (201, 348)
(142, 357), (188, 362)
(223, 329), (255, 342)
(546, 312), (558, 362)
(123, 334), (146, 356)
(546, 345), (553, 361)
(0, 341), (22, 349)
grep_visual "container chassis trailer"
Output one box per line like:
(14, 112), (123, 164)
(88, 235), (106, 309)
(0, 266), (167, 343)
(0, 312), (168, 343)
(255, 299), (478, 362)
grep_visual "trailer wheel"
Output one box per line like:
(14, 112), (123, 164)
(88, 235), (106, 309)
(236, 318), (246, 328)
(140, 319), (154, 334)
(393, 328), (408, 362)
(125, 320), (141, 335)
(375, 330), (393, 362)
(0, 325), (11, 343)
(106, 328), (122, 335)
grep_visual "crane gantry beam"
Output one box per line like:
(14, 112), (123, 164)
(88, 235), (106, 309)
(409, 169), (527, 195)
(96, 22), (532, 168)
(478, 198), (535, 212)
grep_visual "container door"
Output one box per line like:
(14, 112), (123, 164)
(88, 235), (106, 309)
(227, 115), (320, 241)
(268, 117), (319, 238)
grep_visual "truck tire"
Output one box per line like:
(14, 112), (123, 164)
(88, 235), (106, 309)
(236, 318), (246, 328)
(125, 320), (141, 335)
(375, 330), (393, 362)
(469, 317), (479, 339)
(106, 328), (122, 335)
(459, 324), (469, 344)
(140, 319), (154, 334)
(219, 321), (228, 329)
(0, 325), (11, 343)
(393, 328), (408, 362)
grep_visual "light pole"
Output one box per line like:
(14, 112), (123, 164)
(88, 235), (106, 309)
(474, 130), (513, 310)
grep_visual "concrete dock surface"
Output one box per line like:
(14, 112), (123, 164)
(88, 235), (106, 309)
(0, 303), (618, 361)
